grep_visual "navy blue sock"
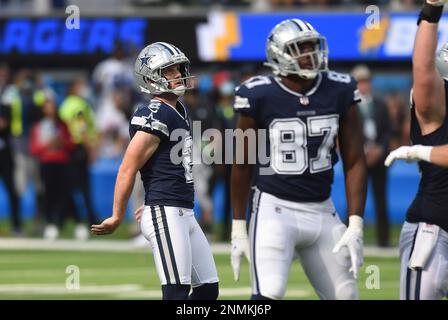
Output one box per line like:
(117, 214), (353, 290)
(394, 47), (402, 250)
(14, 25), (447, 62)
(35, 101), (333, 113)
(161, 284), (190, 300)
(251, 294), (273, 300)
(189, 282), (219, 300)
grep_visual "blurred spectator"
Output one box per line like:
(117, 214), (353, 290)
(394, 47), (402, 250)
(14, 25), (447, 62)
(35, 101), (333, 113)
(214, 77), (236, 241)
(93, 43), (135, 159)
(2, 69), (43, 235)
(352, 65), (391, 247)
(96, 85), (130, 159)
(30, 71), (57, 234)
(33, 72), (56, 109)
(0, 63), (9, 95)
(51, 0), (66, 9)
(30, 94), (74, 240)
(390, 0), (421, 10)
(357, 0), (390, 5)
(2, 69), (43, 195)
(270, 0), (294, 6)
(239, 64), (257, 83)
(0, 100), (21, 235)
(92, 42), (134, 114)
(270, 0), (344, 6)
(59, 78), (99, 240)
(386, 91), (410, 151)
(164, 0), (251, 6)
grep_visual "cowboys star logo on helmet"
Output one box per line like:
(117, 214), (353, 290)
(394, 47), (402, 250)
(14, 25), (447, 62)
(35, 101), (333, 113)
(139, 54), (155, 71)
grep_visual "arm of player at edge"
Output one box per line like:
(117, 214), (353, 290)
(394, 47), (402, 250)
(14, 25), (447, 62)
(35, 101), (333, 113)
(91, 131), (160, 235)
(412, 1), (446, 125)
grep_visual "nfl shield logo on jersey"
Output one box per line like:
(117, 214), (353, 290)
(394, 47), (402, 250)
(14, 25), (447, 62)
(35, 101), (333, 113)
(299, 96), (310, 105)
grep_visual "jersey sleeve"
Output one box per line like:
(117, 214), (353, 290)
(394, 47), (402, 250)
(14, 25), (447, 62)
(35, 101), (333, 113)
(129, 101), (170, 141)
(341, 76), (361, 116)
(233, 83), (259, 119)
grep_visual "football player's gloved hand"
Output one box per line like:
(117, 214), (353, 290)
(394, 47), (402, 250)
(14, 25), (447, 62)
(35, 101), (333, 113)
(426, 0), (446, 6)
(231, 219), (250, 281)
(333, 215), (364, 279)
(384, 145), (433, 167)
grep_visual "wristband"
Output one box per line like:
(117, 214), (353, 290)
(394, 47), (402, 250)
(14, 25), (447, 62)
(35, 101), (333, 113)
(418, 2), (444, 25)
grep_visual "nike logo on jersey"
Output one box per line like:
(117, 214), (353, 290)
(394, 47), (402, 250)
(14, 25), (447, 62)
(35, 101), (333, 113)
(296, 110), (316, 116)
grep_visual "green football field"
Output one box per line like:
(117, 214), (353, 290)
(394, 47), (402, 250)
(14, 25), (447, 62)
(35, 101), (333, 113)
(0, 249), (400, 300)
(0, 220), (402, 299)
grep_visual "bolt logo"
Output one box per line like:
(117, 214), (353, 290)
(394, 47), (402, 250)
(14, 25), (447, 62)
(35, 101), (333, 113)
(359, 15), (390, 55)
(196, 12), (240, 61)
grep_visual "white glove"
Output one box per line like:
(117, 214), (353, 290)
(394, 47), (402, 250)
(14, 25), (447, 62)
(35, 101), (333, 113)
(230, 219), (250, 281)
(333, 215), (364, 279)
(384, 145), (433, 167)
(427, 0), (446, 6)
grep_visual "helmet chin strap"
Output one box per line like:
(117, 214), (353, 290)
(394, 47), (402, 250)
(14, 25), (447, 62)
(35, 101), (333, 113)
(171, 85), (186, 96)
(297, 70), (318, 80)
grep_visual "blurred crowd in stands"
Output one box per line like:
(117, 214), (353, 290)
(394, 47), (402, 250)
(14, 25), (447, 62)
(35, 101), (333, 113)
(0, 43), (260, 241)
(0, 0), (426, 12)
(0, 38), (411, 246)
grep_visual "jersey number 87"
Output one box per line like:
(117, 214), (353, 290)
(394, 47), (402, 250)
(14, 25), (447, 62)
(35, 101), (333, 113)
(269, 114), (339, 175)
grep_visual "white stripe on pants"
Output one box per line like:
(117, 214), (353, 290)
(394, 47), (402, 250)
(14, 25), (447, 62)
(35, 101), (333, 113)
(249, 189), (358, 300)
(140, 205), (219, 286)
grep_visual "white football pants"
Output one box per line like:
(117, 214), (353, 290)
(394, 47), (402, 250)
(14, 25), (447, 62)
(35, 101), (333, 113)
(249, 188), (358, 300)
(140, 205), (219, 286)
(399, 221), (448, 300)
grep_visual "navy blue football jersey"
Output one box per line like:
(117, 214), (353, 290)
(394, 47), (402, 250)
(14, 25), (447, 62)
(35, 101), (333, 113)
(407, 81), (448, 232)
(129, 98), (194, 209)
(233, 72), (360, 202)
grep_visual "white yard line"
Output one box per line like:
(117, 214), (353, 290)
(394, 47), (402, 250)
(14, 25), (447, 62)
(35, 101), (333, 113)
(0, 268), (154, 279)
(0, 239), (399, 257)
(0, 284), (142, 294)
(0, 284), (310, 298)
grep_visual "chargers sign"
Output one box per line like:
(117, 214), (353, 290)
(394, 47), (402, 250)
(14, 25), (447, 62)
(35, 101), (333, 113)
(196, 11), (240, 61)
(197, 12), (448, 61)
(0, 18), (147, 54)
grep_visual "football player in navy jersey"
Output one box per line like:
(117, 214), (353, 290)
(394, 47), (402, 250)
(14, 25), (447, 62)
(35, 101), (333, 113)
(230, 19), (367, 300)
(383, 0), (448, 300)
(91, 42), (219, 300)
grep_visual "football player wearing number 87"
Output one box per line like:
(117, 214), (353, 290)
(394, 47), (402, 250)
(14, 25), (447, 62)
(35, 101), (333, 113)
(230, 19), (367, 300)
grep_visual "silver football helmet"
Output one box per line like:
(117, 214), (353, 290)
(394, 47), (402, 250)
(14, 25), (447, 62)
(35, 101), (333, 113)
(134, 42), (194, 96)
(436, 42), (448, 81)
(265, 19), (329, 79)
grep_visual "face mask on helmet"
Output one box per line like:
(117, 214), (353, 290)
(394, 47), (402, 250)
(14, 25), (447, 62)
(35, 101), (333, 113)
(436, 42), (448, 81)
(134, 42), (195, 96)
(265, 19), (329, 80)
(157, 61), (195, 96)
